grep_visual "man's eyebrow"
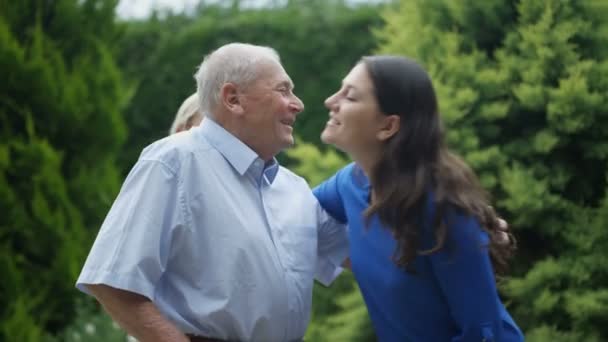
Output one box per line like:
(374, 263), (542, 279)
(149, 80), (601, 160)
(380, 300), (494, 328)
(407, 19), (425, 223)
(279, 80), (294, 88)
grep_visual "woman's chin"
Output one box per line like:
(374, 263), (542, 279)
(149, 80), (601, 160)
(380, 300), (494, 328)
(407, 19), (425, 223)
(320, 130), (332, 144)
(321, 133), (344, 151)
(321, 131), (339, 144)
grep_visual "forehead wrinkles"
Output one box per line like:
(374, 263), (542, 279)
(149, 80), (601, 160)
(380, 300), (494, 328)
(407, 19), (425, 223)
(269, 66), (293, 88)
(252, 61), (291, 88)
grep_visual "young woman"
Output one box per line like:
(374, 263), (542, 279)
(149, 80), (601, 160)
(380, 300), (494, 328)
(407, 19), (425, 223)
(314, 56), (524, 341)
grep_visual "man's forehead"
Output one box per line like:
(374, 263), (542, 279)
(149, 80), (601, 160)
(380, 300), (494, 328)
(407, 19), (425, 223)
(261, 65), (294, 88)
(272, 64), (292, 83)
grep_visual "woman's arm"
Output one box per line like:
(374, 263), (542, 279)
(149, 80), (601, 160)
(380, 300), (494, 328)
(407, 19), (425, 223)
(428, 212), (505, 341)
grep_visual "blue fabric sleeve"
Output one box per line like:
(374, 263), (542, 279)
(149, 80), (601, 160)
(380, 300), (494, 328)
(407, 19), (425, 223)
(427, 210), (504, 342)
(312, 164), (351, 224)
(76, 159), (183, 300)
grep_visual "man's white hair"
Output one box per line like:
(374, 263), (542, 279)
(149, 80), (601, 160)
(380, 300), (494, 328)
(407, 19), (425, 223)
(169, 93), (201, 134)
(194, 43), (280, 117)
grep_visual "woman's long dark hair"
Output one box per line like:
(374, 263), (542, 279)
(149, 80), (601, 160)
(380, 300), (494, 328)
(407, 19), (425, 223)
(361, 56), (515, 275)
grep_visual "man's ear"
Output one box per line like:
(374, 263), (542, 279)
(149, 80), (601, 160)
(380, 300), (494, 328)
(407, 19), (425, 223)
(377, 115), (400, 141)
(220, 83), (244, 115)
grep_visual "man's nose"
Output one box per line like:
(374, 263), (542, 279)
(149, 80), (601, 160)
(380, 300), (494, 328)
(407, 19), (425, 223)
(289, 95), (304, 114)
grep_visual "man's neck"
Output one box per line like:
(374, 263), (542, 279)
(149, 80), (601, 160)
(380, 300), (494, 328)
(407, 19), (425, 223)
(210, 115), (276, 162)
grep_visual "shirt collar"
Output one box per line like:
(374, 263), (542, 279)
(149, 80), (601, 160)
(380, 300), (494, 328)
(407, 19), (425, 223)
(196, 118), (279, 184)
(263, 159), (279, 184)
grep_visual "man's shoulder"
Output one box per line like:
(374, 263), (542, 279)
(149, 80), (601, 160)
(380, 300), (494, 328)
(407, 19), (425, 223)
(138, 130), (212, 167)
(277, 165), (310, 187)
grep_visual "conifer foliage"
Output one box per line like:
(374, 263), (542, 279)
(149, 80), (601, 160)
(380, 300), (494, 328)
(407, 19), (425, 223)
(0, 0), (127, 339)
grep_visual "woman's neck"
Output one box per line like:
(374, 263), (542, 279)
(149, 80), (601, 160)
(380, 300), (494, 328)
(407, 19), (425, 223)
(352, 147), (382, 181)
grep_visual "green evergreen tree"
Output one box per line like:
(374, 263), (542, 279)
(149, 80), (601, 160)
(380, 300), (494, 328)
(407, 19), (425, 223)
(0, 0), (128, 339)
(372, 0), (608, 339)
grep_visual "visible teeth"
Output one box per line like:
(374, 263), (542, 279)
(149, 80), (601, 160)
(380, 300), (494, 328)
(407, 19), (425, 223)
(328, 118), (340, 125)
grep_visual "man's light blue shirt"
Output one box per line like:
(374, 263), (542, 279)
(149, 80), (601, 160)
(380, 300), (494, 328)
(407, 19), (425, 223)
(76, 118), (349, 341)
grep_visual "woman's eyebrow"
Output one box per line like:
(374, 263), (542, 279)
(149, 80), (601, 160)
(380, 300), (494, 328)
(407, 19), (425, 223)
(344, 84), (358, 93)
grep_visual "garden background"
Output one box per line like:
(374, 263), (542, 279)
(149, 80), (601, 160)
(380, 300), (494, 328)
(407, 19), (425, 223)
(2, 0), (607, 340)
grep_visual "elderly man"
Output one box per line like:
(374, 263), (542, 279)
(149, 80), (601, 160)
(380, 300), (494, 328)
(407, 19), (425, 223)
(76, 43), (349, 342)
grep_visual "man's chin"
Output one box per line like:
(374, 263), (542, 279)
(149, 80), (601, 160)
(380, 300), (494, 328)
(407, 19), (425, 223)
(284, 137), (295, 148)
(273, 137), (295, 153)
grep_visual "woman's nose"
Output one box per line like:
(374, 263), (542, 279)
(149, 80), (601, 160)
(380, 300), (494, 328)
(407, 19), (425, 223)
(324, 93), (336, 109)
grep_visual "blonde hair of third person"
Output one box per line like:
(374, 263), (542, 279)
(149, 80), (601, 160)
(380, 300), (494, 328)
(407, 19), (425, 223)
(169, 93), (204, 134)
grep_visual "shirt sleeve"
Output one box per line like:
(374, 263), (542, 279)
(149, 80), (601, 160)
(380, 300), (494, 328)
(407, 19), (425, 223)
(314, 206), (349, 286)
(76, 159), (184, 300)
(427, 209), (505, 342)
(312, 167), (350, 286)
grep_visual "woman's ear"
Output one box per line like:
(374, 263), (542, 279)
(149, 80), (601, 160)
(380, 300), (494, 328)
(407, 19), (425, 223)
(220, 83), (244, 115)
(377, 115), (400, 141)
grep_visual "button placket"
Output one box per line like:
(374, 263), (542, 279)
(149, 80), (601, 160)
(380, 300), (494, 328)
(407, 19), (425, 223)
(260, 184), (287, 268)
(259, 182), (294, 342)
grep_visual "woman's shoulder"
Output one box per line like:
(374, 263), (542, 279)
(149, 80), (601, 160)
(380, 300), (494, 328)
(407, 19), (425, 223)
(324, 162), (358, 187)
(315, 162), (368, 200)
(338, 162), (357, 177)
(344, 162), (370, 188)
